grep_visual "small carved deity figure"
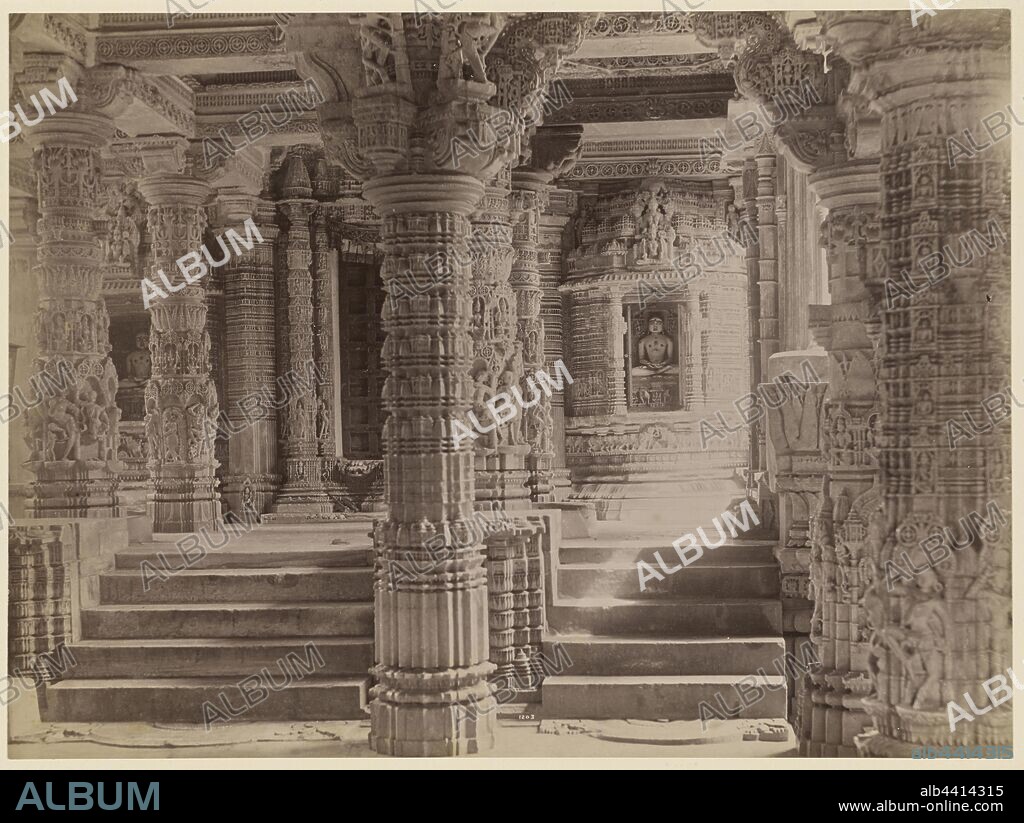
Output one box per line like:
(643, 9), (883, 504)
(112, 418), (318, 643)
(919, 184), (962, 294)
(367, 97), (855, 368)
(633, 191), (658, 261)
(106, 200), (141, 264)
(471, 365), (499, 451)
(47, 397), (81, 461)
(186, 402), (208, 460)
(505, 341), (525, 384)
(144, 397), (161, 459)
(495, 370), (522, 446)
(633, 315), (677, 376)
(657, 209), (677, 260)
(833, 414), (852, 451)
(900, 585), (947, 711)
(122, 333), (152, 388)
(164, 410), (183, 463)
(316, 398), (331, 441)
(455, 13), (503, 83)
(78, 388), (108, 442)
(865, 412), (880, 450)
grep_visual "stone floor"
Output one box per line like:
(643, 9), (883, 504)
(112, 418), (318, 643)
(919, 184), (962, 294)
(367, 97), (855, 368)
(9, 681), (795, 759)
(9, 699), (797, 760)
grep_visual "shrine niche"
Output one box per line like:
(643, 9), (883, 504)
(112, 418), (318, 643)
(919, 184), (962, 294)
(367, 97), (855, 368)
(626, 304), (683, 411)
(111, 316), (151, 421)
(560, 177), (750, 525)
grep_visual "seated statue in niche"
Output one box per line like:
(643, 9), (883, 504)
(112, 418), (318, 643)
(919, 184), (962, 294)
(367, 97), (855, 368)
(120, 334), (152, 388)
(632, 315), (678, 376)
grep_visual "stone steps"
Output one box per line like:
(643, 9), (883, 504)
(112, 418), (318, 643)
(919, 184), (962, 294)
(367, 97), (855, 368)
(547, 597), (782, 637)
(542, 674), (786, 720)
(546, 635), (786, 676)
(558, 538), (775, 565)
(64, 637), (374, 678)
(43, 532), (377, 724)
(556, 562), (779, 599)
(81, 602), (374, 639)
(114, 547), (372, 571)
(42, 676), (368, 723)
(541, 526), (786, 723)
(100, 567), (374, 604)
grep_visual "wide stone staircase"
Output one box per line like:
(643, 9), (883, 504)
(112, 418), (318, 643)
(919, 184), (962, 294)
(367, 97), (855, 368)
(541, 522), (787, 721)
(42, 523), (375, 724)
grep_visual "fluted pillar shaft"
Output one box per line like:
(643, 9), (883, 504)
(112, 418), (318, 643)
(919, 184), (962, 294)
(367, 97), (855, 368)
(23, 112), (122, 517)
(139, 175), (220, 533)
(367, 173), (495, 756)
(220, 197), (280, 515)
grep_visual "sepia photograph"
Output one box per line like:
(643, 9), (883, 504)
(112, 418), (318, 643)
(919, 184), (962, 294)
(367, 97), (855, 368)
(0, 1), (1017, 795)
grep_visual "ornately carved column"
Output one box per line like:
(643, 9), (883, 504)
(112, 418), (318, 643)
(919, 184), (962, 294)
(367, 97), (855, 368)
(311, 193), (338, 464)
(511, 126), (583, 503)
(509, 176), (552, 502)
(271, 153), (331, 514)
(290, 11), (588, 756)
(824, 10), (1011, 754)
(22, 105), (122, 517)
(138, 140), (220, 533)
(219, 194), (280, 516)
(470, 165), (530, 508)
(804, 157), (882, 756)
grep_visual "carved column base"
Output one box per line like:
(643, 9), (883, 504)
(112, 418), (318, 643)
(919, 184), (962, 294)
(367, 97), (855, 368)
(152, 472), (219, 534)
(368, 668), (497, 757)
(271, 457), (332, 513)
(474, 449), (532, 510)
(486, 525), (535, 698)
(800, 672), (871, 757)
(221, 473), (280, 518)
(552, 468), (572, 500)
(527, 452), (555, 503)
(27, 461), (123, 519)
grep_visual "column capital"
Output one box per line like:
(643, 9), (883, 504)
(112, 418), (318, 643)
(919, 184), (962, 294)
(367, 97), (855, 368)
(290, 13), (589, 185)
(137, 174), (211, 209)
(820, 10), (1010, 114)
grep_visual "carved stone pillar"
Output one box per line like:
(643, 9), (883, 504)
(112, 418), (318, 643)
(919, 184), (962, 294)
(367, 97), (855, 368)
(803, 157), (881, 757)
(271, 153), (331, 514)
(470, 166), (530, 508)
(311, 199), (338, 465)
(22, 106), (122, 518)
(736, 160), (762, 479)
(824, 10), (1011, 754)
(290, 11), (588, 756)
(540, 187), (575, 498)
(764, 351), (828, 722)
(509, 176), (553, 503)
(219, 194), (280, 516)
(511, 127), (583, 504)
(754, 146), (780, 380)
(138, 141), (220, 534)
